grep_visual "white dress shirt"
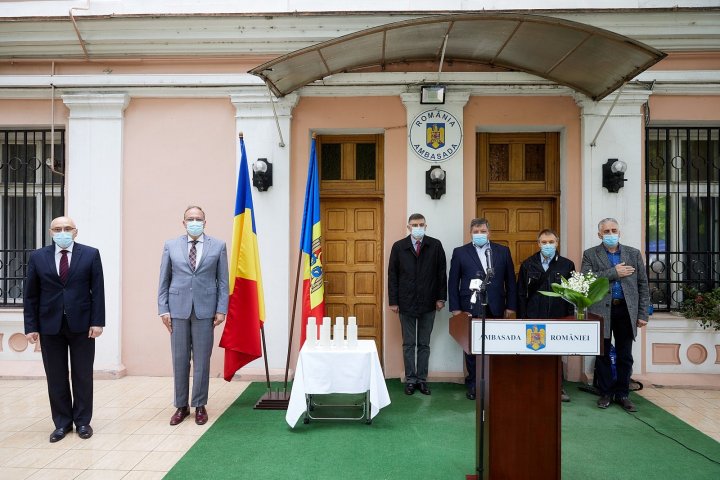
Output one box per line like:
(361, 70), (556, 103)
(188, 234), (205, 265)
(54, 242), (74, 274)
(474, 243), (490, 272)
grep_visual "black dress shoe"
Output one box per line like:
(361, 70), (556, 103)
(597, 394), (612, 409)
(417, 382), (431, 395)
(77, 425), (93, 439)
(466, 387), (476, 401)
(617, 397), (637, 412)
(404, 383), (416, 395)
(49, 426), (72, 443)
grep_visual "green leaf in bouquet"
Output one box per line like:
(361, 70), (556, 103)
(587, 277), (610, 305)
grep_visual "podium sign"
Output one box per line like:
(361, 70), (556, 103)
(471, 319), (601, 355)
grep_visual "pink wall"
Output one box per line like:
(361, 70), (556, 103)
(0, 99), (68, 128)
(648, 96), (720, 121)
(463, 96), (583, 266)
(290, 96), (408, 378)
(122, 98), (236, 376)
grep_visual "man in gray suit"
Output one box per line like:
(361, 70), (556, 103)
(158, 206), (229, 425)
(581, 218), (649, 412)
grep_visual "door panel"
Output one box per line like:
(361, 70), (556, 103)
(322, 199), (383, 357)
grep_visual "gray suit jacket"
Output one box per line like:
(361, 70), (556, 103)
(581, 243), (649, 340)
(158, 235), (229, 320)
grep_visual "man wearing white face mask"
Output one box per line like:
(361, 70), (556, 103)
(449, 218), (516, 400)
(158, 206), (229, 426)
(388, 213), (447, 396)
(581, 218), (649, 412)
(24, 216), (105, 443)
(517, 229), (575, 401)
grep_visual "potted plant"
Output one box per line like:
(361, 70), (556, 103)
(680, 286), (720, 331)
(539, 271), (610, 319)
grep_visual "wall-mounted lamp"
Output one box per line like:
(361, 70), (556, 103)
(252, 158), (273, 192)
(426, 166), (446, 200)
(420, 85), (446, 104)
(602, 158), (627, 193)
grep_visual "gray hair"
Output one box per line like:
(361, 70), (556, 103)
(470, 218), (490, 231)
(537, 229), (559, 242)
(597, 217), (619, 231)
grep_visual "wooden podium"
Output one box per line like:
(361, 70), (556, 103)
(450, 313), (603, 480)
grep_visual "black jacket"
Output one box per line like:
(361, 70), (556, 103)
(388, 235), (447, 316)
(517, 252), (575, 319)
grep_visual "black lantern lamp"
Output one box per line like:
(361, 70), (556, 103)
(602, 158), (627, 193)
(252, 158), (273, 191)
(426, 165), (446, 200)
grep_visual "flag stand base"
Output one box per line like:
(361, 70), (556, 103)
(254, 389), (291, 410)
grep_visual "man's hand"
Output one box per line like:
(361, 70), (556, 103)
(213, 313), (226, 327)
(451, 310), (462, 316)
(504, 309), (516, 319)
(615, 262), (635, 278)
(161, 314), (172, 333)
(389, 305), (399, 314)
(435, 300), (445, 311)
(26, 332), (39, 344)
(637, 319), (648, 328)
(88, 326), (103, 338)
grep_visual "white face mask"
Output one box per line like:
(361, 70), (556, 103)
(186, 220), (204, 237)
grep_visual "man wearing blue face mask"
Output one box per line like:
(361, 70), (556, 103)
(24, 216), (105, 443)
(517, 229), (575, 401)
(449, 218), (516, 400)
(158, 205), (229, 426)
(581, 218), (649, 412)
(389, 213), (447, 396)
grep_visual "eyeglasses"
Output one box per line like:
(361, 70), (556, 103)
(50, 227), (76, 233)
(184, 217), (205, 222)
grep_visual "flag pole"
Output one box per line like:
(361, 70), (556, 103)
(283, 249), (303, 393)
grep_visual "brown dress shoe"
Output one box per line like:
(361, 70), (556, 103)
(597, 395), (612, 409)
(618, 397), (637, 412)
(170, 406), (190, 425)
(195, 406), (208, 425)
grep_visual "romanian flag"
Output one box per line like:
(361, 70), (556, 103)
(219, 134), (265, 381)
(299, 137), (325, 345)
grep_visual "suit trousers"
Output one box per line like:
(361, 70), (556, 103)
(595, 302), (635, 398)
(399, 311), (436, 384)
(171, 310), (214, 407)
(40, 318), (95, 429)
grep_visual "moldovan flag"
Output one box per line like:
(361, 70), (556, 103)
(299, 137), (325, 345)
(220, 134), (265, 381)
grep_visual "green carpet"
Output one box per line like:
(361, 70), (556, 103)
(165, 381), (720, 480)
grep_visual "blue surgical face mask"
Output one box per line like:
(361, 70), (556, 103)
(540, 244), (556, 259)
(53, 232), (73, 249)
(602, 234), (619, 248)
(472, 233), (488, 247)
(411, 227), (425, 240)
(186, 220), (204, 237)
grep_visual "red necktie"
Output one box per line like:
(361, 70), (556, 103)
(59, 250), (69, 283)
(189, 241), (198, 271)
(415, 241), (421, 255)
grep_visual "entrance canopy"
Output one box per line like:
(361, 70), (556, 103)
(250, 13), (666, 101)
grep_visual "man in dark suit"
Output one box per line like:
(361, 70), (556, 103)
(388, 213), (447, 396)
(24, 216), (105, 443)
(449, 218), (516, 400)
(582, 217), (649, 412)
(517, 228), (575, 401)
(158, 205), (229, 426)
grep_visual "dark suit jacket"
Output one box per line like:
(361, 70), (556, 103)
(517, 253), (575, 319)
(24, 242), (105, 335)
(448, 241), (517, 317)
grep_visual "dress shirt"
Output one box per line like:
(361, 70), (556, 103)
(474, 243), (490, 273)
(410, 236), (423, 255)
(188, 234), (204, 266)
(604, 246), (624, 299)
(54, 242), (74, 274)
(540, 253), (551, 271)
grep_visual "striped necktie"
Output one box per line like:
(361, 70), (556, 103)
(189, 241), (198, 271)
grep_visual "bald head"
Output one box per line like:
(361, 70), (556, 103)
(49, 216), (78, 242)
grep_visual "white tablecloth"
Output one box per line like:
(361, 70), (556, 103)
(286, 340), (391, 427)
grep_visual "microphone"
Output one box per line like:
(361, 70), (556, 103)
(485, 248), (494, 280)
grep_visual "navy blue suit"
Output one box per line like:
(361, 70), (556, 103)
(24, 242), (105, 429)
(448, 242), (516, 388)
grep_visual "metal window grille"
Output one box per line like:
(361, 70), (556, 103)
(645, 127), (720, 311)
(0, 129), (65, 306)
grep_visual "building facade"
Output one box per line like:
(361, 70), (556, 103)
(1, 1), (719, 382)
